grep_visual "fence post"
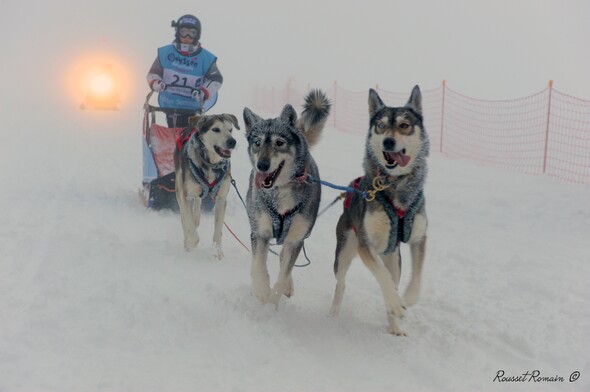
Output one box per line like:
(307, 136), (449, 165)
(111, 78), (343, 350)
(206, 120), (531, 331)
(440, 80), (446, 154)
(332, 80), (337, 128)
(542, 80), (553, 174)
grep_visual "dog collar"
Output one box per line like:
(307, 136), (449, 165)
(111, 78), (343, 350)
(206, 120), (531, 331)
(293, 167), (309, 184)
(177, 127), (197, 151)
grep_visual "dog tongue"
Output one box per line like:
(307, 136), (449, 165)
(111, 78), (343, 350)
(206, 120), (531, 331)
(255, 172), (270, 188)
(392, 152), (411, 167)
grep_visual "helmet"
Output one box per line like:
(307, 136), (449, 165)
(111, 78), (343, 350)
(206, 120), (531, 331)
(171, 14), (201, 43)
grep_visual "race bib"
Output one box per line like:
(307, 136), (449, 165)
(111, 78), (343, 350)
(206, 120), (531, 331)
(162, 69), (204, 97)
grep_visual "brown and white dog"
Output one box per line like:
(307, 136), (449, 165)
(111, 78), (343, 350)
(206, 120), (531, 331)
(174, 114), (240, 259)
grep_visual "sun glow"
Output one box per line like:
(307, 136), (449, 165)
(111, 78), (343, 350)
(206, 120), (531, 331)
(89, 72), (115, 97)
(65, 51), (132, 110)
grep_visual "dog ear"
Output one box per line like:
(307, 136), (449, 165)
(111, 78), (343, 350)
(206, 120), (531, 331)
(243, 107), (262, 133)
(188, 115), (202, 128)
(405, 85), (422, 115)
(223, 114), (240, 130)
(196, 116), (213, 133)
(368, 88), (385, 118)
(279, 104), (297, 127)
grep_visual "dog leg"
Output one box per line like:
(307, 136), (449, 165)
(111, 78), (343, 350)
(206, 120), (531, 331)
(404, 236), (426, 307)
(212, 197), (227, 260)
(176, 176), (195, 250)
(182, 197), (201, 250)
(381, 247), (402, 289)
(251, 236), (271, 303)
(330, 230), (358, 317)
(358, 245), (406, 336)
(269, 241), (303, 307)
(278, 247), (294, 298)
(178, 190), (200, 251)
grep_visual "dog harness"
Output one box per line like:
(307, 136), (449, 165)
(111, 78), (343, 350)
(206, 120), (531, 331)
(188, 159), (228, 200)
(176, 128), (195, 151)
(178, 128), (229, 200)
(375, 190), (424, 254)
(344, 176), (423, 255)
(267, 201), (306, 245)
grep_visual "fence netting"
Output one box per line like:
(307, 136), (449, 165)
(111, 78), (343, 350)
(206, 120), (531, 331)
(546, 90), (590, 183)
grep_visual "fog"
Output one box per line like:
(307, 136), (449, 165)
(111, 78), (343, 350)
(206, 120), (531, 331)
(1, 0), (589, 119)
(1, 2), (589, 390)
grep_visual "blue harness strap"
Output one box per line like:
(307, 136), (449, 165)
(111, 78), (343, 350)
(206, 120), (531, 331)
(305, 174), (368, 199)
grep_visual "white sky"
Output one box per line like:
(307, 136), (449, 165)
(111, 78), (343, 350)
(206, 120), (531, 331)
(1, 0), (589, 114)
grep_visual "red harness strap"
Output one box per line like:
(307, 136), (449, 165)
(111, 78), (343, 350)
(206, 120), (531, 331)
(176, 127), (197, 151)
(386, 196), (407, 219)
(344, 177), (363, 234)
(344, 177), (363, 209)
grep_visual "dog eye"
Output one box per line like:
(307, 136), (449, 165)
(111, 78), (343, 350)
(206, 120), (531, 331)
(212, 127), (221, 133)
(377, 123), (386, 129)
(399, 123), (409, 129)
(254, 140), (261, 147)
(276, 140), (285, 147)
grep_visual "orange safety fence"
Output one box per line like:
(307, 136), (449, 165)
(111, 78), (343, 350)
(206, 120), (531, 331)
(252, 81), (590, 185)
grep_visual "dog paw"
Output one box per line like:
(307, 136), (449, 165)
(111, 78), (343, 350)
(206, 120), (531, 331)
(388, 326), (408, 337)
(283, 276), (294, 298)
(403, 287), (420, 307)
(329, 305), (340, 317)
(269, 290), (282, 308)
(212, 242), (224, 260)
(252, 284), (271, 304)
(387, 314), (407, 336)
(184, 234), (200, 251)
(387, 301), (406, 318)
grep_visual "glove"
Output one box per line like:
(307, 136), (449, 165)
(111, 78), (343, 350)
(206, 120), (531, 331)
(152, 80), (166, 92)
(191, 87), (210, 101)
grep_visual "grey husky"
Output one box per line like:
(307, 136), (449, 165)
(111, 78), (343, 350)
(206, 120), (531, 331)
(174, 113), (240, 259)
(330, 86), (429, 335)
(243, 90), (331, 306)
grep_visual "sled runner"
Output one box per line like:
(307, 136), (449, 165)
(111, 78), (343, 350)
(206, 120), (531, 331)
(140, 90), (216, 210)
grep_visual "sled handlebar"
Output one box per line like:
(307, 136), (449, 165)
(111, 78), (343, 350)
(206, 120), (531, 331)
(144, 90), (204, 116)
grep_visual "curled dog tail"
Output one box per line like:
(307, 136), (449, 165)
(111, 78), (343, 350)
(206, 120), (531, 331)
(297, 89), (331, 148)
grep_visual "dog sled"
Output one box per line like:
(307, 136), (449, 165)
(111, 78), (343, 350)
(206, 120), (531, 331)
(140, 89), (216, 210)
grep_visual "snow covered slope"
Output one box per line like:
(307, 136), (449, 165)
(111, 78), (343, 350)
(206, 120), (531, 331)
(0, 105), (588, 391)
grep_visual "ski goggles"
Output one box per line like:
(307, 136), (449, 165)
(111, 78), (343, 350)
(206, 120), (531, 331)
(179, 28), (198, 39)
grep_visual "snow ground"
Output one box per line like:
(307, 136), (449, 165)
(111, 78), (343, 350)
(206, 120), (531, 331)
(0, 105), (589, 392)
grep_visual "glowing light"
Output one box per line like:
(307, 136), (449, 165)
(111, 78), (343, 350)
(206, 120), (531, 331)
(89, 72), (115, 97)
(64, 50), (132, 110)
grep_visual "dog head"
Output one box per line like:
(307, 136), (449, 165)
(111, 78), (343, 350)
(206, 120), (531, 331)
(366, 86), (429, 176)
(243, 105), (309, 189)
(188, 114), (240, 164)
